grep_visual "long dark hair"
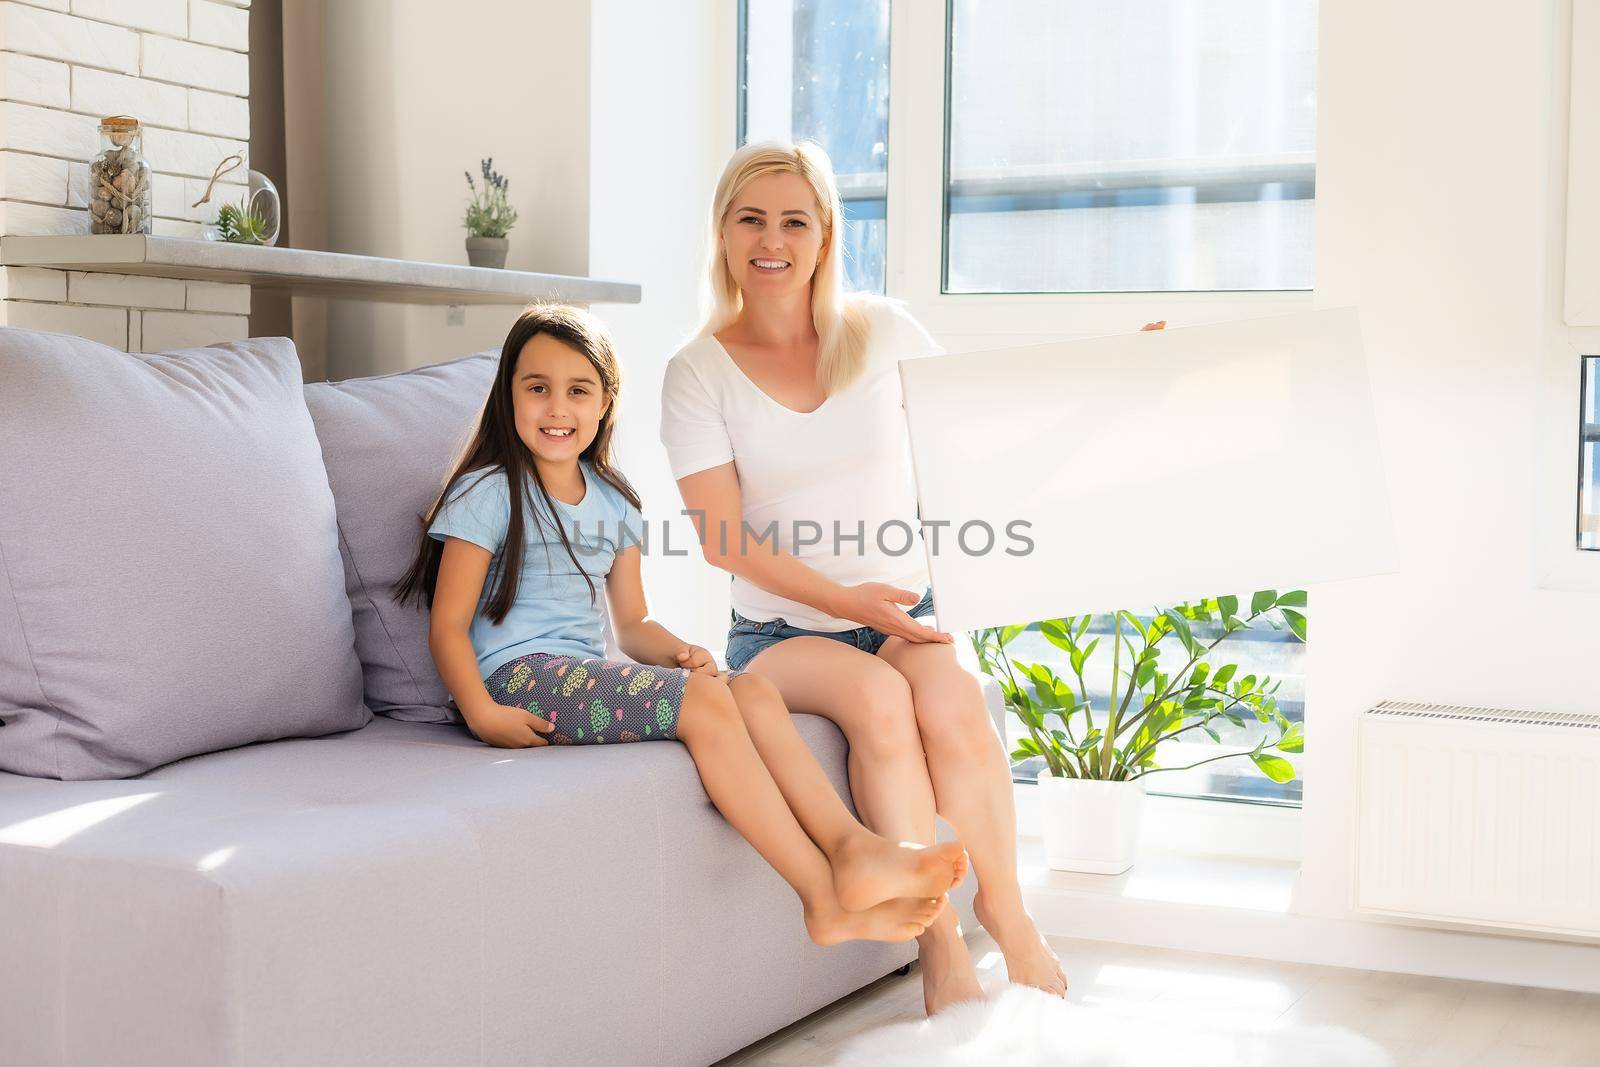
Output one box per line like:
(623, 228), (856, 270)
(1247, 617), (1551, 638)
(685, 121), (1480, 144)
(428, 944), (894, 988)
(394, 303), (641, 623)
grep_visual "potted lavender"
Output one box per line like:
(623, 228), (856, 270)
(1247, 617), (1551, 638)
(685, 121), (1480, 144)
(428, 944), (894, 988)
(463, 157), (518, 268)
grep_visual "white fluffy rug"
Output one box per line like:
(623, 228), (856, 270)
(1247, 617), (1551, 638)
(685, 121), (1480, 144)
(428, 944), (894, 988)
(830, 985), (1393, 1067)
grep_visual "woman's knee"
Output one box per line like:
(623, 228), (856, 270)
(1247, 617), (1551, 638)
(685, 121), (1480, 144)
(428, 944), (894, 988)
(844, 669), (923, 761)
(911, 670), (998, 756)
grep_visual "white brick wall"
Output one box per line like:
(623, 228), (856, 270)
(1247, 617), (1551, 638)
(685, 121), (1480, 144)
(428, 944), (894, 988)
(137, 307), (246, 351)
(188, 87), (246, 138)
(0, 0), (253, 350)
(4, 299), (128, 348)
(1, 270), (249, 351)
(67, 268), (185, 309)
(188, 0), (247, 51)
(0, 264), (65, 300)
(0, 51), (68, 107)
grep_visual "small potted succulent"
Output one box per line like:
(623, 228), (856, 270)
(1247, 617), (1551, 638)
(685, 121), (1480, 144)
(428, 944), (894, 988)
(193, 153), (279, 245)
(463, 157), (518, 268)
(971, 589), (1306, 874)
(212, 192), (274, 245)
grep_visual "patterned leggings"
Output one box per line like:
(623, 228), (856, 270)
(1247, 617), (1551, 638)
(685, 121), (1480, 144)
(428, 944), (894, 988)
(482, 653), (690, 744)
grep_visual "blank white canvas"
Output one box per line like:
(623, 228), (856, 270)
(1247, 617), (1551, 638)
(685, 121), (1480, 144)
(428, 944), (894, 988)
(899, 307), (1399, 633)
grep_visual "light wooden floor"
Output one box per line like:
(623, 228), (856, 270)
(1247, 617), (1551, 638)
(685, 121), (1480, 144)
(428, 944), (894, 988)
(714, 932), (1600, 1066)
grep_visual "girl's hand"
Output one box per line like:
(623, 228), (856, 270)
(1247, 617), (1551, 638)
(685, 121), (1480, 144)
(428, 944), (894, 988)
(672, 644), (720, 676)
(465, 702), (557, 749)
(1140, 320), (1166, 331)
(833, 583), (953, 645)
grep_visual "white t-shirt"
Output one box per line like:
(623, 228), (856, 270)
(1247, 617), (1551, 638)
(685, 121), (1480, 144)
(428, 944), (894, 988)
(659, 298), (944, 632)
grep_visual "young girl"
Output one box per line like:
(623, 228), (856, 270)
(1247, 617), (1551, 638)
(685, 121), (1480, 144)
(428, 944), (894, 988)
(395, 303), (966, 945)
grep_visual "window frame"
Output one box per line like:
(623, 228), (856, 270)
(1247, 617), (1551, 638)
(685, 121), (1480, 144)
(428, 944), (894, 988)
(937, 0), (1317, 299)
(1581, 355), (1599, 551)
(735, 0), (894, 294)
(882, 0), (1315, 342)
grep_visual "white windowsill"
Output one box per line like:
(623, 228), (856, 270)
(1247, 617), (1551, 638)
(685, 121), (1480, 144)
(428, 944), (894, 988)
(1017, 834), (1300, 914)
(1011, 781), (1303, 865)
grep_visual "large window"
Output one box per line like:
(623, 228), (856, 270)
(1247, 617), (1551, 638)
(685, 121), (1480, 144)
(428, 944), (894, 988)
(739, 0), (891, 293)
(1583, 356), (1599, 551)
(734, 4), (1317, 807)
(738, 1), (1317, 297)
(944, 0), (1318, 293)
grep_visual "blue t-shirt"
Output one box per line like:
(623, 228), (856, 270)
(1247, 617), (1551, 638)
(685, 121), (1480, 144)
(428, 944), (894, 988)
(427, 460), (643, 678)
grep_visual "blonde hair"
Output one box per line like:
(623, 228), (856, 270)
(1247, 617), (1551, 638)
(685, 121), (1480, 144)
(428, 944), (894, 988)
(696, 139), (874, 395)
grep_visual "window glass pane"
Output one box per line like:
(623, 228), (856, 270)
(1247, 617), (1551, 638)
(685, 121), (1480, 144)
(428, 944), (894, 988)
(740, 0), (890, 294)
(945, 1), (1318, 293)
(1583, 356), (1599, 551)
(980, 595), (1306, 807)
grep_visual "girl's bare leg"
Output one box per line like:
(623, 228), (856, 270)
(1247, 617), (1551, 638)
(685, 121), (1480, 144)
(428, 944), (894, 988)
(726, 671), (968, 910)
(743, 639), (987, 1015)
(674, 672), (945, 946)
(876, 637), (1067, 997)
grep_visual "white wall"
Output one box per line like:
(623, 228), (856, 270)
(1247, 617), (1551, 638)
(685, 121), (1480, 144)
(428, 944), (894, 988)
(588, 0), (736, 648)
(312, 0), (593, 378)
(1297, 0), (1598, 926)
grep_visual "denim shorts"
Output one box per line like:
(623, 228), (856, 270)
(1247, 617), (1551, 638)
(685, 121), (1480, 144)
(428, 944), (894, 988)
(724, 587), (936, 673)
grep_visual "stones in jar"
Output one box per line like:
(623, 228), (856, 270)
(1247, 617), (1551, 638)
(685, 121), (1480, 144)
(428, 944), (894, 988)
(90, 116), (152, 235)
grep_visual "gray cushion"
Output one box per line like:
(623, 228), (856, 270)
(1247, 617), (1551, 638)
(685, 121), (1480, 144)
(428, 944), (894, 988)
(303, 353), (494, 723)
(305, 353), (620, 725)
(0, 712), (973, 1066)
(0, 329), (369, 780)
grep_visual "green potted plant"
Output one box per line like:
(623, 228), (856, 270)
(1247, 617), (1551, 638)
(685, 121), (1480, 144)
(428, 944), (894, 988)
(463, 157), (518, 268)
(971, 589), (1306, 874)
(211, 193), (274, 245)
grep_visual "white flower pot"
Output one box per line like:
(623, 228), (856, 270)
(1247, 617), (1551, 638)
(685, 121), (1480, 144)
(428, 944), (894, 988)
(1037, 770), (1146, 874)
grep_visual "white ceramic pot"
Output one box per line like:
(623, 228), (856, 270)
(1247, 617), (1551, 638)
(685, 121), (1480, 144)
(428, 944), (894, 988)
(1037, 770), (1146, 874)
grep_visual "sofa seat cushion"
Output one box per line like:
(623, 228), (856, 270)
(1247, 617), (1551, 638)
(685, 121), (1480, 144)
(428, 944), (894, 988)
(0, 329), (369, 780)
(0, 714), (964, 1067)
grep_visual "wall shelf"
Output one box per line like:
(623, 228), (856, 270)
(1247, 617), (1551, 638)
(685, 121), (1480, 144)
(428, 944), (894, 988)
(0, 235), (640, 307)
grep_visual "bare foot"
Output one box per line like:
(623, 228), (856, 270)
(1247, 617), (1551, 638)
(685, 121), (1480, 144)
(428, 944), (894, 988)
(919, 919), (986, 1015)
(830, 832), (968, 912)
(974, 891), (1067, 997)
(805, 894), (947, 947)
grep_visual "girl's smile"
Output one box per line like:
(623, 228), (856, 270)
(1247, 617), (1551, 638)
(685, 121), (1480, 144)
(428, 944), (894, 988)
(512, 332), (611, 464)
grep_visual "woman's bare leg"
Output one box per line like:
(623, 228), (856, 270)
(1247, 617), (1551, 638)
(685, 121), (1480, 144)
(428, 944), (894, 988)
(875, 638), (1067, 996)
(674, 672), (944, 946)
(743, 639), (987, 1014)
(725, 671), (967, 910)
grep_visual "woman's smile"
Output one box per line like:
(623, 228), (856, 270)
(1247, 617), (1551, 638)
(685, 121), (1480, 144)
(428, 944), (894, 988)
(751, 257), (791, 273)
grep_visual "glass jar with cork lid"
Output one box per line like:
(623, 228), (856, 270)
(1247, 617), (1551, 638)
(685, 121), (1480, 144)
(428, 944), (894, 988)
(89, 115), (152, 235)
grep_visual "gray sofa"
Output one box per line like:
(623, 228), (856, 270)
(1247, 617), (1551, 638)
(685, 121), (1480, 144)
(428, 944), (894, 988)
(0, 333), (983, 1067)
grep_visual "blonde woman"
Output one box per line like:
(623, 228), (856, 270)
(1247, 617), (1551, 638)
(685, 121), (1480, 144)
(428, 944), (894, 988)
(660, 140), (1126, 1014)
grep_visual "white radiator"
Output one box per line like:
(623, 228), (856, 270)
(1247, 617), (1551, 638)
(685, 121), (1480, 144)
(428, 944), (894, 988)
(1356, 700), (1600, 939)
